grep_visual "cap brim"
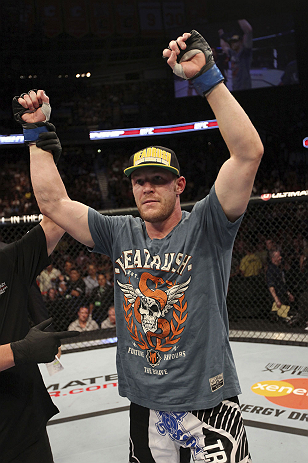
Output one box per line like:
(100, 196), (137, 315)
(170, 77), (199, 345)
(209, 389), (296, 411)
(124, 163), (180, 177)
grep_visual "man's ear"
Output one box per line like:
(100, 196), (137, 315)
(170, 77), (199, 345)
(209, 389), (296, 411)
(175, 176), (186, 195)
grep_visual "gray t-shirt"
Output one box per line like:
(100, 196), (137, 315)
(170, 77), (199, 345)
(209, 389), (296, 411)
(88, 185), (243, 411)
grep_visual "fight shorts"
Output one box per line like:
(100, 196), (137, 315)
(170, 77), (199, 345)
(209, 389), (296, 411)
(129, 397), (252, 463)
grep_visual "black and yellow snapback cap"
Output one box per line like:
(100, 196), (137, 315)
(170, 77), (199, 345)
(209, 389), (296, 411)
(124, 146), (180, 177)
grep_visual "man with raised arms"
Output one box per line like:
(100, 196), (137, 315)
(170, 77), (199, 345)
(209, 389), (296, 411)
(14, 30), (263, 463)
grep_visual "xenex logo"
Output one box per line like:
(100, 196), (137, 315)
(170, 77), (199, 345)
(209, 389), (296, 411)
(251, 378), (308, 409)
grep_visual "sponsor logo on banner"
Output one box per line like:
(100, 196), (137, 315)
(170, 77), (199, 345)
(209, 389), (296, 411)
(261, 191), (308, 201)
(241, 364), (308, 426)
(261, 193), (272, 201)
(47, 374), (118, 398)
(263, 362), (308, 376)
(251, 378), (308, 410)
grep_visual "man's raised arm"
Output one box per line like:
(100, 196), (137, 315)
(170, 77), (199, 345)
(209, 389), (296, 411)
(12, 90), (95, 248)
(163, 30), (263, 222)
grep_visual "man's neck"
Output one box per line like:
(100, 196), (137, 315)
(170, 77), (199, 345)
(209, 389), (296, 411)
(145, 208), (183, 240)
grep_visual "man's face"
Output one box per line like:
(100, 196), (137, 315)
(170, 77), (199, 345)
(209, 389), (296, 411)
(98, 274), (106, 286)
(70, 269), (80, 281)
(266, 239), (273, 250)
(272, 251), (282, 266)
(131, 167), (179, 223)
(230, 39), (242, 52)
(78, 307), (89, 322)
(88, 265), (97, 277)
(64, 261), (73, 273)
(48, 288), (56, 299)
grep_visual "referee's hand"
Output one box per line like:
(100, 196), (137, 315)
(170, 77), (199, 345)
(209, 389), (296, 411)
(11, 318), (79, 365)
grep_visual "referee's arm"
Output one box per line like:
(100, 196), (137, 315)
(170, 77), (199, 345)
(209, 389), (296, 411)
(0, 344), (15, 372)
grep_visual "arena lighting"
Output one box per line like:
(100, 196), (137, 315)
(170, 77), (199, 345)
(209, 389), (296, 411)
(0, 135), (24, 144)
(303, 137), (308, 148)
(90, 119), (219, 140)
(1, 120), (218, 145)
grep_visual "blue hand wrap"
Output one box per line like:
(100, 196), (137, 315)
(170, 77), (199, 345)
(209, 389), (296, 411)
(23, 125), (49, 143)
(192, 64), (224, 97)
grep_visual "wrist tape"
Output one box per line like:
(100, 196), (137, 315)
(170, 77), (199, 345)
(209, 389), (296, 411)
(23, 125), (49, 143)
(192, 64), (224, 97)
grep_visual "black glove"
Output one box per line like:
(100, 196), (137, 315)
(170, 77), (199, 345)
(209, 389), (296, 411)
(11, 318), (79, 366)
(12, 89), (51, 144)
(36, 125), (62, 165)
(168, 30), (224, 97)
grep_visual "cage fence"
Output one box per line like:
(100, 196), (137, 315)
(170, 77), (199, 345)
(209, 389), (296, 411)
(1, 193), (308, 352)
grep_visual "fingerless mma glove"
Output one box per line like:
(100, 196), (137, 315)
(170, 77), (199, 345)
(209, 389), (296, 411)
(12, 90), (62, 164)
(169, 30), (224, 97)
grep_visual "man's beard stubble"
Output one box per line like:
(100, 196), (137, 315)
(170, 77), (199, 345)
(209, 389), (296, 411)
(138, 195), (177, 224)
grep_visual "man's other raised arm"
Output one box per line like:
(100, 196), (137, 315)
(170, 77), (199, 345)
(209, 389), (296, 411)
(30, 144), (94, 248)
(12, 89), (94, 248)
(163, 31), (263, 222)
(206, 83), (263, 221)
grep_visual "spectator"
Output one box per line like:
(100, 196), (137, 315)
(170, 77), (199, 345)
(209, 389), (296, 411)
(239, 243), (263, 277)
(265, 238), (276, 264)
(75, 249), (90, 274)
(219, 19), (253, 91)
(254, 238), (268, 268)
(45, 287), (65, 331)
(37, 263), (61, 295)
(57, 279), (68, 299)
(279, 60), (299, 86)
(68, 306), (99, 332)
(58, 267), (87, 326)
(61, 260), (74, 283)
(267, 250), (294, 320)
(105, 269), (114, 287)
(101, 305), (116, 329)
(89, 273), (114, 325)
(66, 267), (86, 301)
(83, 263), (99, 295)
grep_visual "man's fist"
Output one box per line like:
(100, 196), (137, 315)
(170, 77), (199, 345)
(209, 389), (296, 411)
(12, 89), (52, 143)
(13, 89), (51, 125)
(163, 30), (224, 97)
